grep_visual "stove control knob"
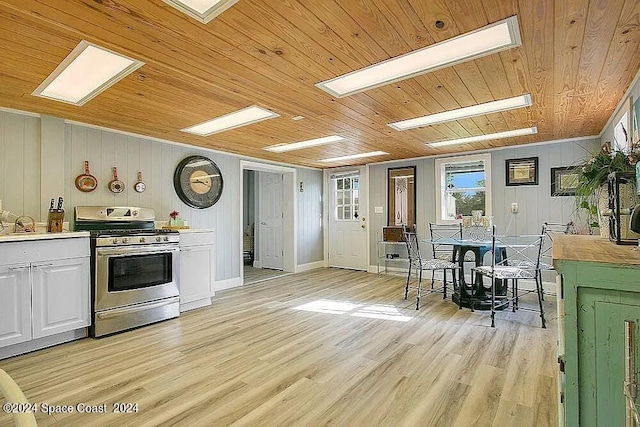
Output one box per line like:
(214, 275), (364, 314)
(140, 237), (146, 243)
(122, 238), (129, 244)
(163, 236), (169, 242)
(156, 237), (162, 242)
(132, 210), (138, 216)
(112, 238), (119, 244)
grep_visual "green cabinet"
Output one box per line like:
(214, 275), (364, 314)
(555, 236), (640, 426)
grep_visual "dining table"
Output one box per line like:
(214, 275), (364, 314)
(422, 237), (508, 310)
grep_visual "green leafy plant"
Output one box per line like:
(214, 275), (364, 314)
(575, 142), (639, 230)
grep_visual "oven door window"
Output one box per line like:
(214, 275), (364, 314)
(108, 253), (172, 292)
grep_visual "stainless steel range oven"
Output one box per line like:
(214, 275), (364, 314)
(75, 206), (180, 337)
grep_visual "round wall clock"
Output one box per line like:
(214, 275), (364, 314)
(173, 155), (224, 209)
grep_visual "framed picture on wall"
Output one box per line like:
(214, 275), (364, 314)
(505, 157), (538, 186)
(551, 166), (580, 196)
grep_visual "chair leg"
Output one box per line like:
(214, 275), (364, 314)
(539, 270), (545, 301)
(416, 269), (423, 310)
(491, 277), (496, 328)
(443, 269), (448, 299)
(535, 270), (546, 328)
(404, 263), (411, 300)
(431, 270), (435, 290)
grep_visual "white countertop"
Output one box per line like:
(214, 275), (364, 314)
(0, 231), (90, 243)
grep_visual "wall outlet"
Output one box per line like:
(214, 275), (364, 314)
(511, 202), (518, 214)
(374, 206), (384, 214)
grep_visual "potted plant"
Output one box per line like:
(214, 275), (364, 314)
(575, 141), (639, 236)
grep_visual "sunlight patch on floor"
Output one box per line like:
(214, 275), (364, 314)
(292, 299), (412, 322)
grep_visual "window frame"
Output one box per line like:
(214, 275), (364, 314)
(333, 175), (360, 222)
(434, 153), (492, 224)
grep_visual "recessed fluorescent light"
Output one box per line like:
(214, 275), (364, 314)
(320, 151), (388, 163)
(32, 41), (144, 106)
(181, 106), (279, 136)
(162, 0), (238, 23)
(389, 94), (532, 130)
(316, 16), (521, 98)
(427, 126), (538, 147)
(292, 115), (305, 121)
(264, 135), (344, 153)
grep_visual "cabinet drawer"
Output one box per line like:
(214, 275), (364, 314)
(0, 237), (89, 265)
(179, 231), (214, 247)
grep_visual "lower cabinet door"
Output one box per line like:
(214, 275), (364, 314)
(594, 298), (640, 426)
(31, 257), (90, 339)
(180, 245), (212, 305)
(0, 264), (32, 347)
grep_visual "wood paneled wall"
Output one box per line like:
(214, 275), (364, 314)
(0, 110), (40, 217)
(61, 122), (242, 281)
(0, 109), (324, 281)
(601, 71), (640, 148)
(367, 138), (600, 265)
(296, 168), (324, 265)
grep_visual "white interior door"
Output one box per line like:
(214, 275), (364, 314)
(328, 167), (368, 270)
(259, 172), (284, 270)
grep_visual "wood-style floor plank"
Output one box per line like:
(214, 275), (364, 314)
(0, 268), (558, 426)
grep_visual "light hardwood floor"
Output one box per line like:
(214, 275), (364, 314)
(243, 266), (291, 285)
(0, 268), (557, 426)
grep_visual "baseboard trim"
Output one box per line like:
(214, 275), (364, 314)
(296, 260), (326, 272)
(213, 277), (242, 291)
(180, 298), (212, 312)
(0, 329), (87, 360)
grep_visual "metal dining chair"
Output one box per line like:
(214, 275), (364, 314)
(429, 222), (463, 295)
(403, 227), (459, 310)
(538, 221), (575, 299)
(472, 225), (546, 328)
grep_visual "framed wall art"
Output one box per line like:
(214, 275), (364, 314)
(506, 157), (538, 186)
(551, 166), (580, 196)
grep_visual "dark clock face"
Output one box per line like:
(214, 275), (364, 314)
(173, 156), (224, 209)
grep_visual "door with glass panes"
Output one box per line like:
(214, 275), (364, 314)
(328, 168), (368, 270)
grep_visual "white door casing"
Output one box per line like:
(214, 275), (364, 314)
(259, 172), (284, 270)
(328, 167), (368, 270)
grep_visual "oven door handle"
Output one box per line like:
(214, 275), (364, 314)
(96, 246), (179, 257)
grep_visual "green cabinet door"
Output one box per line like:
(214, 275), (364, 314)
(594, 299), (639, 426)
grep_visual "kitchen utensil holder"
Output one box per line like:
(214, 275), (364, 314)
(47, 210), (65, 232)
(14, 216), (35, 233)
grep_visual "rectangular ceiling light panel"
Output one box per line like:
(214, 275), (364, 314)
(316, 16), (521, 98)
(428, 126), (538, 147)
(32, 41), (144, 106)
(320, 151), (388, 163)
(264, 135), (344, 153)
(389, 94), (532, 131)
(181, 105), (279, 136)
(163, 0), (238, 23)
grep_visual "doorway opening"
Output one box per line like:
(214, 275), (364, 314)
(240, 161), (297, 285)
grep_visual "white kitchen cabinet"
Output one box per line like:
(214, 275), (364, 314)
(0, 264), (31, 347)
(0, 234), (90, 358)
(32, 257), (90, 339)
(179, 230), (215, 312)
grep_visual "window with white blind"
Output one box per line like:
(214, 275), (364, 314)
(333, 174), (359, 221)
(435, 153), (492, 223)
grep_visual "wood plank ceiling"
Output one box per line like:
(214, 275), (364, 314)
(0, 0), (638, 168)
